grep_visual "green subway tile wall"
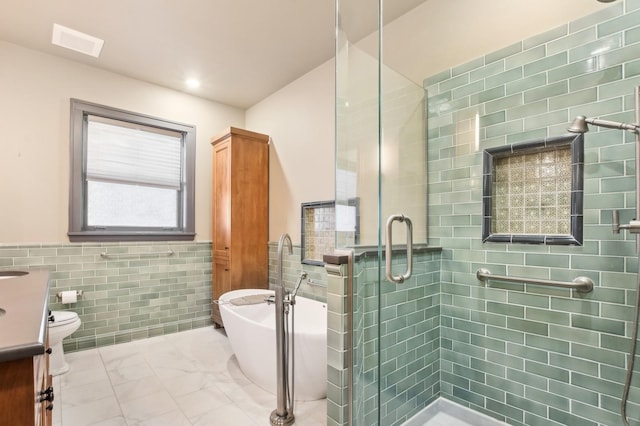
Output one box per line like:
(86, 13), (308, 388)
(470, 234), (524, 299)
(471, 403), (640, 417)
(427, 0), (640, 424)
(267, 242), (328, 301)
(352, 251), (441, 426)
(0, 242), (213, 351)
(0, 241), (325, 354)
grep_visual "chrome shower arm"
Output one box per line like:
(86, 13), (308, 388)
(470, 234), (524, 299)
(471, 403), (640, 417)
(568, 115), (640, 134)
(585, 117), (640, 133)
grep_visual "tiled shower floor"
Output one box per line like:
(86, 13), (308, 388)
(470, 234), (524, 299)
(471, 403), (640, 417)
(52, 327), (326, 426)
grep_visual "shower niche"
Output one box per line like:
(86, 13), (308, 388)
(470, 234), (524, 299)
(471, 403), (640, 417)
(481, 134), (584, 245)
(300, 198), (359, 265)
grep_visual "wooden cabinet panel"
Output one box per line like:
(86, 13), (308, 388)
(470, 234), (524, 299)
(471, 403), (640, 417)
(211, 127), (269, 327)
(0, 328), (51, 426)
(0, 357), (34, 424)
(212, 256), (230, 326)
(212, 140), (231, 259)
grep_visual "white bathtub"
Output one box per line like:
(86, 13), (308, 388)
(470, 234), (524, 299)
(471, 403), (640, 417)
(219, 289), (327, 400)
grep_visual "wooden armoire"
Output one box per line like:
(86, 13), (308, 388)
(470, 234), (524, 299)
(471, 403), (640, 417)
(210, 127), (269, 327)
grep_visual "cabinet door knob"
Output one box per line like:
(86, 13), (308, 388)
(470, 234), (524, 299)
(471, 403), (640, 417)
(39, 387), (54, 402)
(39, 386), (54, 396)
(46, 403), (54, 411)
(46, 348), (52, 354)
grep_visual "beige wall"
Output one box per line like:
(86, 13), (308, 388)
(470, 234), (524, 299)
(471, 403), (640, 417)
(0, 0), (612, 245)
(0, 41), (244, 244)
(365, 0), (610, 86)
(246, 60), (335, 244)
(246, 0), (611, 244)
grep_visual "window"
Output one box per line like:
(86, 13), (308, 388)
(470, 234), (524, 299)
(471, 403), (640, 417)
(69, 99), (196, 241)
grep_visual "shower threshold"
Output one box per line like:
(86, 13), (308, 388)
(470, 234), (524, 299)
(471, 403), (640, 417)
(403, 397), (509, 426)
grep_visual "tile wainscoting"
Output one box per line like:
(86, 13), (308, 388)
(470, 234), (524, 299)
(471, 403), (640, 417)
(0, 241), (213, 352)
(0, 241), (328, 354)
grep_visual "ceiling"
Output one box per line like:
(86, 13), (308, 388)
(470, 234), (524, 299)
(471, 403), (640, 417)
(0, 0), (427, 109)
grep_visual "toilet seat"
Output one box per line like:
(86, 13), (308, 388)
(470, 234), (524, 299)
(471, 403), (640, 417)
(51, 310), (79, 327)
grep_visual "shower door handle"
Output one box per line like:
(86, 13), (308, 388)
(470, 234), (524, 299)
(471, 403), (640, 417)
(385, 214), (413, 284)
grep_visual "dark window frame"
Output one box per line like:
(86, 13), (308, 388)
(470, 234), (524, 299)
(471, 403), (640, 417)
(68, 99), (196, 242)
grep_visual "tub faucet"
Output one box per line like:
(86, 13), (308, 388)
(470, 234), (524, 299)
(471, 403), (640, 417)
(277, 234), (293, 291)
(272, 233), (295, 425)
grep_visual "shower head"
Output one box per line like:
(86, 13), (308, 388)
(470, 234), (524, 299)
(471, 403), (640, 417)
(568, 115), (640, 134)
(568, 116), (590, 133)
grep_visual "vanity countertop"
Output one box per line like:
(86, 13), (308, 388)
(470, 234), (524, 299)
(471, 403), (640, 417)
(0, 270), (50, 363)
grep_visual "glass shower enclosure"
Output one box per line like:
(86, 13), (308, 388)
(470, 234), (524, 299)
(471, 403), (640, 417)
(334, 1), (640, 426)
(335, 0), (435, 424)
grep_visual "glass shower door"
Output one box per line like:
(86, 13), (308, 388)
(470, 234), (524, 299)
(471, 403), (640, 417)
(336, 0), (431, 424)
(377, 36), (432, 426)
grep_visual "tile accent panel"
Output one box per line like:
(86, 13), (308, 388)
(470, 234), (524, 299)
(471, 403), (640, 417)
(426, 1), (640, 424)
(0, 241), (213, 352)
(481, 133), (585, 246)
(303, 202), (337, 263)
(493, 147), (572, 235)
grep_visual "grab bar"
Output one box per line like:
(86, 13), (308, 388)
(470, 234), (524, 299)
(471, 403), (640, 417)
(476, 268), (593, 293)
(100, 249), (174, 259)
(385, 214), (413, 284)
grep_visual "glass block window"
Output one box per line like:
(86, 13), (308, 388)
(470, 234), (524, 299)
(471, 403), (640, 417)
(482, 134), (583, 245)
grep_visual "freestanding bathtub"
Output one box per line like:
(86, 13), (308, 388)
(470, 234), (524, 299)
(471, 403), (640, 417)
(219, 288), (327, 400)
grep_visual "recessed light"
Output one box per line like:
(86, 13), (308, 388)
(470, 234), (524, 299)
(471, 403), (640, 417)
(52, 24), (104, 58)
(185, 78), (201, 89)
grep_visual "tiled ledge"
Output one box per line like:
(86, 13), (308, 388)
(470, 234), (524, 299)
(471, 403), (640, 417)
(325, 244), (442, 264)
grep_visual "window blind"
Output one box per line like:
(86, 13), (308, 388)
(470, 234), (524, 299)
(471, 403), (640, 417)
(86, 116), (182, 190)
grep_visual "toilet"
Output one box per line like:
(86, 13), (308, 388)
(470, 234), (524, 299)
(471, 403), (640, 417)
(48, 310), (82, 376)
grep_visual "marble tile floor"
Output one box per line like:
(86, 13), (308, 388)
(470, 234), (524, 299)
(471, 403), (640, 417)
(52, 327), (326, 426)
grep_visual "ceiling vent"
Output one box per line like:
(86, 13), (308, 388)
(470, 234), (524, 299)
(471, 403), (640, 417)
(51, 24), (104, 58)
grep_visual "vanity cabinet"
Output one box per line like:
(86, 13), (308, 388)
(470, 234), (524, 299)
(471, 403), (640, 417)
(0, 332), (52, 426)
(0, 270), (53, 426)
(211, 127), (269, 327)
